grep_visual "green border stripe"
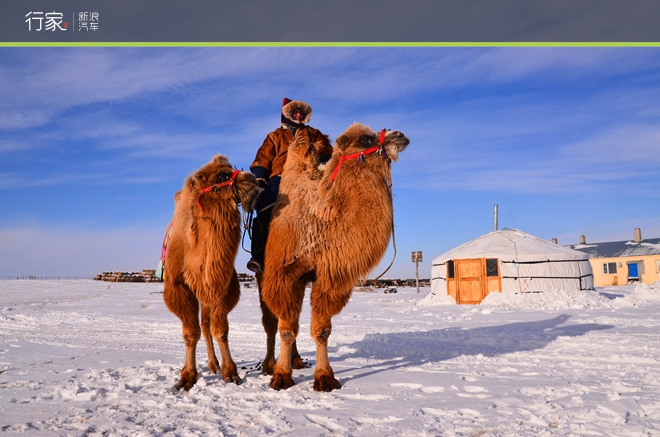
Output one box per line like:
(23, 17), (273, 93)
(1, 42), (660, 47)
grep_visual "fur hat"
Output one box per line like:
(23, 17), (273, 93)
(281, 97), (312, 125)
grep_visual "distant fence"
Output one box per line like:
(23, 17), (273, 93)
(0, 276), (91, 281)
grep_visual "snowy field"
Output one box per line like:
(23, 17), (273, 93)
(1, 280), (660, 436)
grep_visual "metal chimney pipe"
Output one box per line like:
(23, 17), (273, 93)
(634, 228), (642, 243)
(579, 235), (586, 245)
(493, 204), (498, 231)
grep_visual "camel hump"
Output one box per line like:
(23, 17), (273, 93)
(285, 130), (321, 171)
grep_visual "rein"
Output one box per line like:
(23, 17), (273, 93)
(196, 169), (240, 211)
(241, 209), (255, 254)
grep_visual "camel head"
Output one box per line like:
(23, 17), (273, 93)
(187, 154), (261, 214)
(335, 123), (409, 162)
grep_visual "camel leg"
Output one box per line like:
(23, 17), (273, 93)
(267, 278), (306, 390)
(258, 273), (306, 375)
(209, 306), (241, 384)
(291, 340), (307, 370)
(257, 272), (277, 375)
(206, 270), (242, 384)
(309, 284), (351, 392)
(270, 317), (298, 390)
(200, 303), (220, 374)
(163, 280), (201, 391)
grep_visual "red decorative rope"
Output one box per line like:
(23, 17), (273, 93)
(196, 169), (240, 211)
(330, 146), (382, 182)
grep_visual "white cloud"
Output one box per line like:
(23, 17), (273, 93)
(3, 48), (657, 131)
(562, 125), (660, 164)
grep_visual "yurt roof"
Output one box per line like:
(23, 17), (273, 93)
(433, 228), (590, 264)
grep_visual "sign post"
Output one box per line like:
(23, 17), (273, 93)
(411, 251), (423, 293)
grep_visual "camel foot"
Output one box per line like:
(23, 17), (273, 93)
(269, 373), (295, 391)
(176, 369), (198, 391)
(261, 356), (276, 375)
(222, 363), (241, 385)
(207, 358), (220, 374)
(291, 356), (307, 370)
(313, 374), (341, 392)
(222, 371), (242, 385)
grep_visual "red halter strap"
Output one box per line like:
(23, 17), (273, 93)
(329, 129), (388, 183)
(196, 169), (240, 211)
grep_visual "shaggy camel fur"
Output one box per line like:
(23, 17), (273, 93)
(163, 154), (260, 391)
(259, 123), (410, 391)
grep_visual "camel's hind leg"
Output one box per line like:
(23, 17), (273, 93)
(258, 272), (307, 375)
(266, 277), (306, 390)
(200, 304), (220, 374)
(163, 280), (201, 391)
(309, 281), (352, 392)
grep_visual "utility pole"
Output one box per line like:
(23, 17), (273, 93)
(412, 251), (423, 293)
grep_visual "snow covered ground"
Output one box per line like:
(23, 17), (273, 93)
(1, 279), (660, 436)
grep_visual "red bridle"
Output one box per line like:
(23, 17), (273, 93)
(329, 129), (388, 183)
(196, 169), (240, 211)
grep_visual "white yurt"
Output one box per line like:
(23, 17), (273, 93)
(431, 228), (594, 304)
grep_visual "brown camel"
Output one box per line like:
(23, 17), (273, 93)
(163, 154), (260, 391)
(259, 122), (410, 391)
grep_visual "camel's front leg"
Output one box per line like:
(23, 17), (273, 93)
(291, 340), (307, 370)
(258, 275), (306, 375)
(310, 285), (351, 392)
(208, 275), (241, 384)
(210, 308), (241, 384)
(270, 318), (298, 390)
(200, 303), (220, 374)
(163, 282), (201, 391)
(257, 274), (278, 375)
(267, 278), (306, 390)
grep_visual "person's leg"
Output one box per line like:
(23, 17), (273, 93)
(248, 176), (280, 273)
(248, 207), (272, 272)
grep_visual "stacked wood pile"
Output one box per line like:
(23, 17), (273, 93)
(237, 273), (255, 283)
(364, 278), (431, 287)
(94, 269), (163, 283)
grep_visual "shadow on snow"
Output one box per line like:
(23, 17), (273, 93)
(331, 314), (613, 379)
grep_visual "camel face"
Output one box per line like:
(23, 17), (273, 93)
(382, 130), (410, 162)
(335, 123), (378, 153)
(188, 154), (260, 215)
(235, 171), (261, 214)
(335, 123), (409, 162)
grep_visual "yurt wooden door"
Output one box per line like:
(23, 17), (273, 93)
(447, 258), (502, 304)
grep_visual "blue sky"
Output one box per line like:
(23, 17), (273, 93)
(1, 47), (659, 279)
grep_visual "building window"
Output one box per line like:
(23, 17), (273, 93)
(486, 259), (499, 277)
(447, 260), (455, 279)
(603, 262), (617, 274)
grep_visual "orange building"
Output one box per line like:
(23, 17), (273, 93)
(567, 228), (660, 286)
